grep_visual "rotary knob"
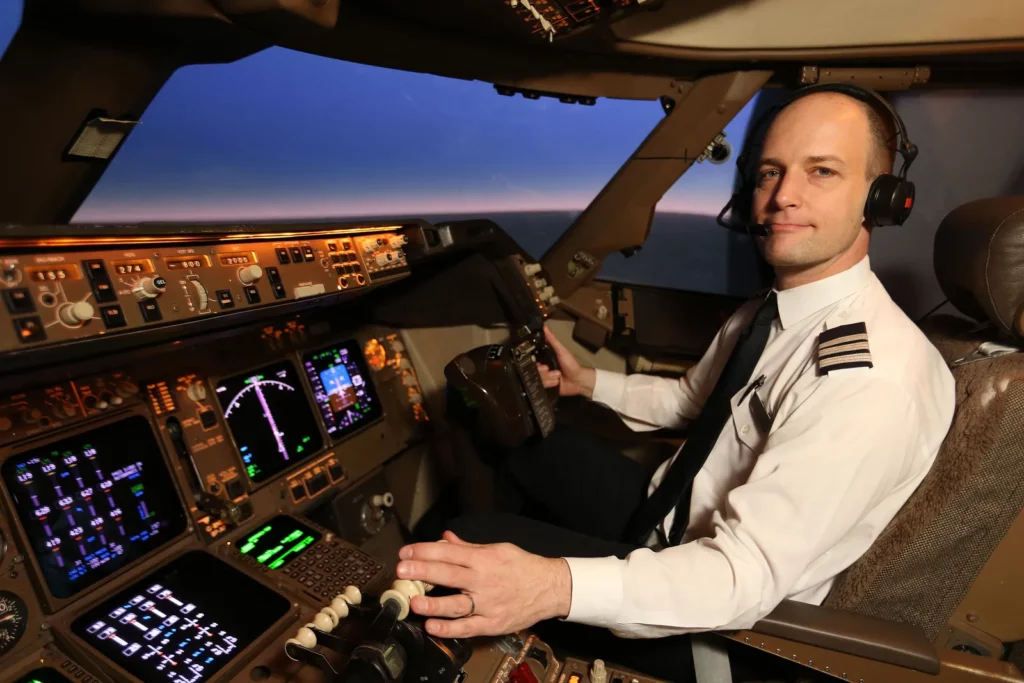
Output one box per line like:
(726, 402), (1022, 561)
(58, 301), (95, 326)
(237, 264), (263, 285)
(189, 279), (209, 311)
(133, 275), (167, 300)
(186, 381), (207, 402)
(53, 403), (77, 420)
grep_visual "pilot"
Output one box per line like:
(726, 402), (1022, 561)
(396, 86), (957, 679)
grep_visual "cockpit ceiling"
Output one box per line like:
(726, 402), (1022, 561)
(612, 0), (1024, 52)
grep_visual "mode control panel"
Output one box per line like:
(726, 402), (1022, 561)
(0, 227), (411, 353)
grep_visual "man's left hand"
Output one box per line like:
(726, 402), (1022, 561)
(396, 530), (572, 638)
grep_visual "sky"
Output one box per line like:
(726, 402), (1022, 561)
(0, 2), (756, 224)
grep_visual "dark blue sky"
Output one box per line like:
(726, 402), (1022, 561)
(0, 2), (755, 224)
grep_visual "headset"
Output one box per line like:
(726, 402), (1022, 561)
(716, 82), (919, 236)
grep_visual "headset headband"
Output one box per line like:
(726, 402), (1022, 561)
(718, 82), (918, 233)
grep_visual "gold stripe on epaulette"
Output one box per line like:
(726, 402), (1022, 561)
(819, 333), (869, 350)
(820, 352), (874, 369)
(819, 340), (871, 357)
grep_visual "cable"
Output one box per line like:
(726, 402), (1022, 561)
(916, 298), (949, 324)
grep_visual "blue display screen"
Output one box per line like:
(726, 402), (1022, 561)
(303, 340), (383, 441)
(1, 416), (188, 599)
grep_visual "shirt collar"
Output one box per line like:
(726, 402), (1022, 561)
(775, 255), (873, 329)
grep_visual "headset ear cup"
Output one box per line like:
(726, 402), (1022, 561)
(864, 174), (913, 227)
(893, 179), (915, 225)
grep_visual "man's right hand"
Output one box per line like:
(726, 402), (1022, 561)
(537, 324), (596, 399)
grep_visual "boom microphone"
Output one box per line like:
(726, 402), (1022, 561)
(716, 196), (771, 236)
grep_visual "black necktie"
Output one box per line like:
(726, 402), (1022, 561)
(622, 291), (779, 546)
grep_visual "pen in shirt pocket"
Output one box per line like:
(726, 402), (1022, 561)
(738, 374), (766, 405)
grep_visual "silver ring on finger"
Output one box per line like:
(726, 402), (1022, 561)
(465, 594), (475, 616)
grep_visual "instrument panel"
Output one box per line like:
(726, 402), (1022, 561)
(0, 226), (410, 354)
(0, 276), (431, 680)
(0, 219), (663, 683)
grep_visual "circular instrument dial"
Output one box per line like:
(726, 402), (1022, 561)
(0, 591), (28, 656)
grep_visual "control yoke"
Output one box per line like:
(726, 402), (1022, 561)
(445, 325), (557, 449)
(443, 255), (560, 448)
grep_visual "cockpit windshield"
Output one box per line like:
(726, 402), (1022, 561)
(60, 45), (762, 297)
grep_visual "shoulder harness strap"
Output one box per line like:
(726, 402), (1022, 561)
(818, 322), (873, 374)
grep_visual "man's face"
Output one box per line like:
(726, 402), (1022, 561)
(752, 93), (874, 269)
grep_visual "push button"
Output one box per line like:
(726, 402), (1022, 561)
(139, 300), (162, 322)
(3, 287), (34, 314)
(243, 286), (260, 304)
(199, 409), (217, 428)
(225, 478), (244, 498)
(83, 259), (118, 303)
(276, 248), (290, 264)
(14, 316), (46, 343)
(216, 289), (235, 309)
(289, 247), (303, 263)
(100, 305), (127, 329)
(307, 473), (329, 495)
(92, 279), (117, 303)
(328, 242), (338, 252)
(302, 246), (316, 262)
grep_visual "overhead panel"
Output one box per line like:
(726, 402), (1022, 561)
(611, 0), (1024, 51)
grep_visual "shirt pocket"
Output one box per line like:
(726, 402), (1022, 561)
(730, 389), (770, 452)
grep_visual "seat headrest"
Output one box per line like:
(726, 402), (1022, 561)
(934, 197), (1024, 338)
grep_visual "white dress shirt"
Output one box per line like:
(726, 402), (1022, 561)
(563, 256), (955, 638)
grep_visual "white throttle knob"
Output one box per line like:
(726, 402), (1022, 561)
(343, 585), (362, 605)
(330, 597), (351, 618)
(313, 611), (334, 632)
(285, 638), (307, 661)
(591, 659), (608, 683)
(295, 626), (317, 648)
(320, 606), (340, 628)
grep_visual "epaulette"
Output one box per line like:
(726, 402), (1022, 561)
(817, 322), (873, 374)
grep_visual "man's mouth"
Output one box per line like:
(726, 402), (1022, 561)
(768, 223), (812, 232)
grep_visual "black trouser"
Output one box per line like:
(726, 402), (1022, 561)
(441, 424), (702, 681)
(444, 424), (790, 682)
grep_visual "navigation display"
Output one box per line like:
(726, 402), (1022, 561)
(236, 515), (320, 570)
(303, 340), (383, 441)
(214, 360), (324, 484)
(71, 550), (290, 683)
(1, 416), (188, 600)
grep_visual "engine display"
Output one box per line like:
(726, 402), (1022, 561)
(214, 360), (324, 484)
(302, 340), (384, 442)
(1, 416), (188, 600)
(71, 550), (290, 683)
(236, 514), (320, 570)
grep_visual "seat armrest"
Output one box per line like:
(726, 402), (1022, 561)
(750, 600), (940, 674)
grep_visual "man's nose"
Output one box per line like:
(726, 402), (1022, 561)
(772, 171), (803, 210)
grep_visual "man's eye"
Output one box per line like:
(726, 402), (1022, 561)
(813, 167), (836, 177)
(757, 169), (779, 184)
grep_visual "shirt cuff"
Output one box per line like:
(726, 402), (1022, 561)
(591, 368), (627, 412)
(563, 555), (626, 628)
